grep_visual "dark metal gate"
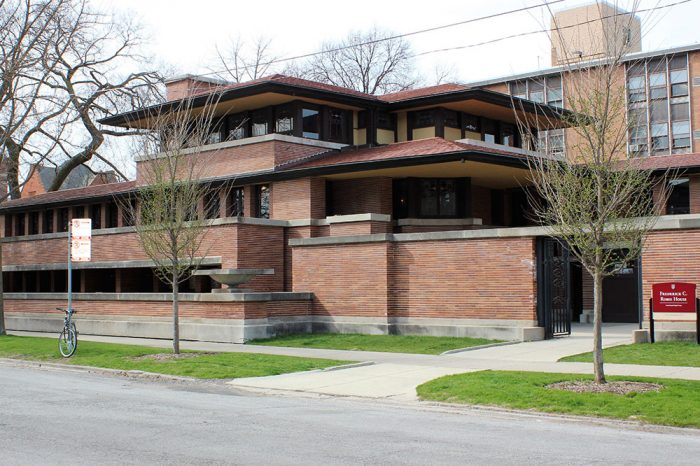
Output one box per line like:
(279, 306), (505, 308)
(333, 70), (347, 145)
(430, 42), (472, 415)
(537, 238), (571, 338)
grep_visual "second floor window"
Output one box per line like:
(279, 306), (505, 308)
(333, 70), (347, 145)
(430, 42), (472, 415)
(254, 184), (270, 219)
(667, 178), (690, 215)
(227, 187), (244, 217)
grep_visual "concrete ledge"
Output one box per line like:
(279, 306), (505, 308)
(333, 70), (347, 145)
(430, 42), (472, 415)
(396, 218), (483, 226)
(2, 257), (222, 272)
(4, 291), (313, 302)
(325, 213), (391, 224)
(6, 312), (544, 343)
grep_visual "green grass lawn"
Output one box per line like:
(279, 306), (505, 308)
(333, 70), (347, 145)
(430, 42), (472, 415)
(0, 335), (348, 379)
(417, 370), (700, 428)
(249, 333), (502, 355)
(560, 342), (700, 367)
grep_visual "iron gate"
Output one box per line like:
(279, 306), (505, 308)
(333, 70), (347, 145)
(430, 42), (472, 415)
(537, 238), (571, 338)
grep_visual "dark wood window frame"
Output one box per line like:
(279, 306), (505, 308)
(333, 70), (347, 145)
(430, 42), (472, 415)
(393, 177), (470, 219)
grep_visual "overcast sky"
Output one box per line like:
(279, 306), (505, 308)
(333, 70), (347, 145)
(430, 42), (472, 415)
(92, 0), (699, 85)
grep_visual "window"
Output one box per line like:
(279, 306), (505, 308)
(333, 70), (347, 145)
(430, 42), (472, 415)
(510, 81), (527, 99)
(327, 109), (348, 143)
(302, 108), (320, 139)
(546, 76), (563, 107)
(227, 115), (247, 140)
(90, 204), (101, 230)
(419, 179), (460, 217)
(251, 110), (270, 137)
(16, 213), (25, 236)
(667, 178), (690, 215)
(443, 110), (460, 129)
(28, 212), (38, 235)
(482, 118), (498, 144)
(528, 79), (544, 103)
(227, 187), (244, 217)
(412, 110), (434, 128)
(122, 200), (136, 227)
(627, 53), (691, 156)
(463, 114), (480, 133)
(206, 128), (222, 145)
(43, 210), (53, 234)
(4, 214), (12, 237)
(58, 208), (69, 232)
(106, 203), (118, 228)
(73, 206), (84, 220)
(254, 184), (270, 219)
(275, 108), (294, 135)
(203, 190), (220, 220)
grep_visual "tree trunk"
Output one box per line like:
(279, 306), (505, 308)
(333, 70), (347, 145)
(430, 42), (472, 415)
(0, 242), (5, 336)
(592, 270), (606, 383)
(172, 271), (180, 354)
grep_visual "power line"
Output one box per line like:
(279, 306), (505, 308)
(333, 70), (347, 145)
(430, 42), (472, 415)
(412, 0), (693, 59)
(196, 0), (567, 79)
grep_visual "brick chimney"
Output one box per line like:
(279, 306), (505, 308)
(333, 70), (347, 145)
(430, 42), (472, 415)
(164, 75), (228, 101)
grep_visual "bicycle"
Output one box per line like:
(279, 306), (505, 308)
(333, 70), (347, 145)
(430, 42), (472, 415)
(56, 307), (78, 357)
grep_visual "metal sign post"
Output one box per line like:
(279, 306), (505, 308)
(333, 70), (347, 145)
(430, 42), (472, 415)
(68, 219), (92, 310)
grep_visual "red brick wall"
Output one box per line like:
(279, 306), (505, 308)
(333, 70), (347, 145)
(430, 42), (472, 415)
(272, 177), (326, 220)
(642, 229), (700, 320)
(690, 175), (700, 214)
(135, 141), (325, 185)
(292, 242), (390, 318)
(330, 178), (392, 215)
(5, 298), (310, 320)
(291, 237), (537, 321)
(471, 185), (492, 225)
(389, 238), (537, 320)
(3, 222), (285, 292)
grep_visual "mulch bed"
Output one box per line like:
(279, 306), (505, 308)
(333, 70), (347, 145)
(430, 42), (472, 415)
(546, 380), (663, 395)
(131, 352), (217, 361)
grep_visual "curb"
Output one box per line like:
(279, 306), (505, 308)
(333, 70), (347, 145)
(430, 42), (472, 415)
(440, 340), (521, 355)
(321, 361), (375, 372)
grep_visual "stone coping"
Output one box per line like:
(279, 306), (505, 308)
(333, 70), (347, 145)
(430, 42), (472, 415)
(2, 257), (222, 272)
(135, 133), (347, 162)
(4, 291), (313, 302)
(2, 213), (392, 243)
(395, 217), (482, 226)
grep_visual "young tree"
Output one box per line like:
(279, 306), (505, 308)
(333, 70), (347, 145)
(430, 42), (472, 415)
(518, 1), (668, 383)
(293, 26), (418, 95)
(121, 97), (223, 354)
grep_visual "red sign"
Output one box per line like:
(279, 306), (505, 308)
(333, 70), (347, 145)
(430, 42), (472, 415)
(652, 282), (697, 313)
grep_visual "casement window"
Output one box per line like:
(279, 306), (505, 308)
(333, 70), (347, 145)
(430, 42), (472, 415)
(626, 53), (691, 156)
(4, 214), (12, 237)
(227, 114), (248, 140)
(73, 206), (84, 220)
(538, 129), (565, 158)
(327, 109), (348, 143)
(411, 110), (435, 128)
(203, 190), (221, 220)
(667, 178), (690, 215)
(58, 208), (69, 232)
(106, 203), (118, 228)
(16, 213), (25, 236)
(254, 184), (270, 219)
(251, 109), (270, 137)
(393, 178), (468, 219)
(482, 118), (498, 144)
(28, 211), (38, 235)
(90, 204), (101, 230)
(43, 210), (53, 234)
(275, 107), (295, 135)
(227, 187), (244, 217)
(301, 107), (320, 139)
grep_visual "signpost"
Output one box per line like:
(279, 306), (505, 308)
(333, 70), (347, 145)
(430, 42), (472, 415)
(650, 282), (699, 344)
(68, 219), (91, 311)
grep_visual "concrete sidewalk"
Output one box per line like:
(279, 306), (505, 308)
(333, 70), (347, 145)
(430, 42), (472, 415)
(10, 326), (700, 401)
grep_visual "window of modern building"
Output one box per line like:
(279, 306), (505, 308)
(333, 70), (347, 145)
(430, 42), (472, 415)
(302, 107), (320, 139)
(43, 209), (53, 234)
(254, 184), (270, 219)
(626, 53), (691, 156)
(510, 76), (563, 108)
(227, 187), (244, 217)
(667, 178), (690, 215)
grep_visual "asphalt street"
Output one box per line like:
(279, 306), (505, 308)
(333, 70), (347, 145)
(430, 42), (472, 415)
(2, 363), (700, 465)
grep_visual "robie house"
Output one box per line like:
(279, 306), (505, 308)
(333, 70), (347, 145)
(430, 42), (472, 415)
(4, 14), (700, 342)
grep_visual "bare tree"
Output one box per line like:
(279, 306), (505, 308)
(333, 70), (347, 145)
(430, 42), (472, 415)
(516, 1), (668, 383)
(121, 97), (224, 354)
(0, 0), (162, 200)
(214, 35), (279, 83)
(294, 26), (418, 95)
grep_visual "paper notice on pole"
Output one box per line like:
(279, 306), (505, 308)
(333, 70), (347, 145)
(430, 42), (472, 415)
(71, 218), (91, 262)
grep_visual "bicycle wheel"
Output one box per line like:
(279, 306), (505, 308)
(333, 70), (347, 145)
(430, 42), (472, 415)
(58, 323), (77, 357)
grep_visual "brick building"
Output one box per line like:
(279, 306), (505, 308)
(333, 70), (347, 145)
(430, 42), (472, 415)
(3, 24), (700, 342)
